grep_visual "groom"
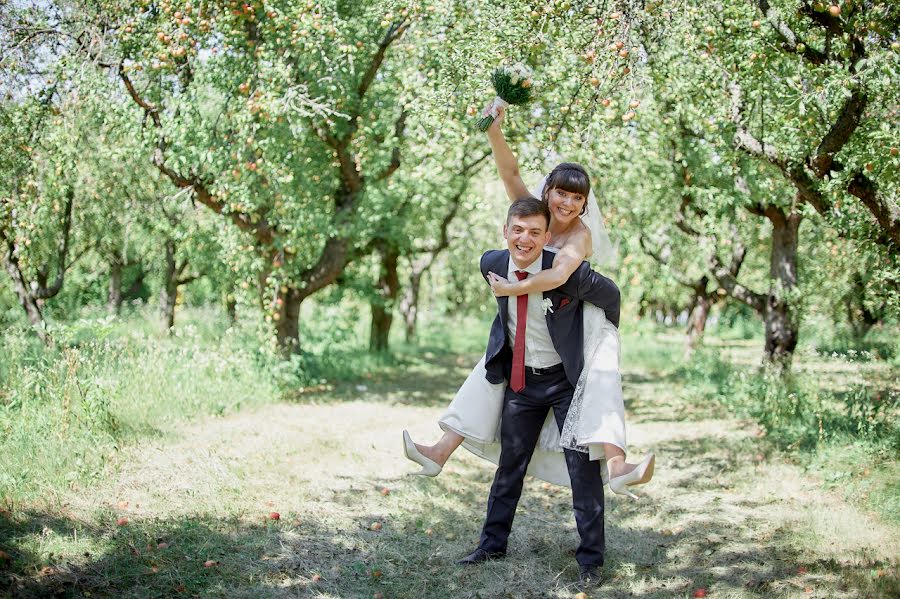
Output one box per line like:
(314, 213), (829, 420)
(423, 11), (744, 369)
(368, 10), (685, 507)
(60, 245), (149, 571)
(457, 197), (620, 584)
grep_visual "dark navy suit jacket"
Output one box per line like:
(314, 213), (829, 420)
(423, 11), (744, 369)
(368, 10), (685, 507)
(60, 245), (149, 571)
(481, 249), (621, 390)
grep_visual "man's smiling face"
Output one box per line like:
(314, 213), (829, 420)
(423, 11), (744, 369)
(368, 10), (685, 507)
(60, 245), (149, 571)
(504, 213), (551, 269)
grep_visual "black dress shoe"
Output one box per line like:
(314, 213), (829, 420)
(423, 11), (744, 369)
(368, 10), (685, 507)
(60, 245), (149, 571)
(456, 547), (506, 565)
(579, 565), (603, 585)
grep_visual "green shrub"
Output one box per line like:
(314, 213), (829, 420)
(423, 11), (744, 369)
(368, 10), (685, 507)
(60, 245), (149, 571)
(0, 310), (279, 505)
(674, 348), (898, 452)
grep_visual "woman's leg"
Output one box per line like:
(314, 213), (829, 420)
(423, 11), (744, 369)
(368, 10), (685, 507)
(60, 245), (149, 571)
(602, 443), (633, 480)
(415, 430), (464, 467)
(605, 442), (655, 496)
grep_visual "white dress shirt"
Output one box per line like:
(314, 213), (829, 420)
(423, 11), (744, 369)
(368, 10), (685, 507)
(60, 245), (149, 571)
(505, 255), (563, 368)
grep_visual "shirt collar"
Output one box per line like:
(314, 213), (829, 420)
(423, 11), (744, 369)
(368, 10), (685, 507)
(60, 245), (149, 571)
(507, 252), (543, 278)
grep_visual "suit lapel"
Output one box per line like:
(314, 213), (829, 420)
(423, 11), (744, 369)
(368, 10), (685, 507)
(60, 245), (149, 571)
(541, 249), (554, 328)
(494, 250), (511, 329)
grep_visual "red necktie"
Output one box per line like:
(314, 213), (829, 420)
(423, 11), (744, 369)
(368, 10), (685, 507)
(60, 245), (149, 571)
(510, 270), (528, 393)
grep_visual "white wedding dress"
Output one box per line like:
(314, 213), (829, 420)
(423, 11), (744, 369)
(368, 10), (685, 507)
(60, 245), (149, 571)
(438, 249), (626, 487)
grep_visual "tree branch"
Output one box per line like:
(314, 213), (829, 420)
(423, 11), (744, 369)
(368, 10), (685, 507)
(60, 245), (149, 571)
(807, 88), (868, 177)
(33, 187), (74, 299)
(639, 234), (696, 288)
(358, 17), (410, 100)
(847, 172), (900, 246)
(709, 252), (766, 313)
(375, 109), (408, 182)
(119, 69), (161, 128)
(799, 3), (845, 36)
(730, 81), (788, 169)
(756, 0), (828, 64)
(119, 67), (277, 245)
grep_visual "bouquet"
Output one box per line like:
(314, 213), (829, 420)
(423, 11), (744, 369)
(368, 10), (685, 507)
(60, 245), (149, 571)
(475, 63), (535, 132)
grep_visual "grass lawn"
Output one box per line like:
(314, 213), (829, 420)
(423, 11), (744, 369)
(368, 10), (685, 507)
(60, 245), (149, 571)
(1, 324), (897, 598)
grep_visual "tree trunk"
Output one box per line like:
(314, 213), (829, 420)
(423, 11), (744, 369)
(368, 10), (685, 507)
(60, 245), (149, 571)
(685, 279), (713, 355)
(763, 210), (802, 367)
(274, 286), (302, 355)
(124, 268), (144, 297)
(159, 240), (178, 333)
(2, 248), (48, 342)
(844, 273), (879, 340)
(369, 245), (401, 352)
(400, 266), (425, 343)
(225, 293), (237, 325)
(108, 260), (123, 315)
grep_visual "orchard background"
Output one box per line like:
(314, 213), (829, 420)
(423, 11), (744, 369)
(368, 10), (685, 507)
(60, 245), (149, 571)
(1, 1), (897, 597)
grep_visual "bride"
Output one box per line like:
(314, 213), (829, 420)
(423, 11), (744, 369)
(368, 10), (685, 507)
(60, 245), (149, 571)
(403, 106), (654, 497)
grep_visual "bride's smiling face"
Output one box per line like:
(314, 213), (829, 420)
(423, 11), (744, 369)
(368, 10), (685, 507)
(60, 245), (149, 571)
(546, 187), (586, 225)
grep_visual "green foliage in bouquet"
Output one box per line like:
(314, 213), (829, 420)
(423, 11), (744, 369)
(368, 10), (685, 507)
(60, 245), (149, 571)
(490, 68), (533, 105)
(476, 64), (535, 131)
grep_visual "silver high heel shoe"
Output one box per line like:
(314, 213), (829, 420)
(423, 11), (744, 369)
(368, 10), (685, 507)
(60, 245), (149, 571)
(608, 453), (655, 499)
(402, 430), (442, 477)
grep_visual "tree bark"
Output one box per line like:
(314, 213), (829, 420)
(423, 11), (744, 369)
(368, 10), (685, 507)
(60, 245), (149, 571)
(225, 293), (237, 325)
(370, 244), (400, 352)
(685, 279), (714, 354)
(0, 190), (76, 344)
(2, 245), (47, 342)
(274, 286), (302, 355)
(844, 272), (881, 340)
(763, 209), (801, 367)
(107, 259), (123, 315)
(123, 267), (146, 301)
(400, 258), (427, 343)
(159, 240), (178, 332)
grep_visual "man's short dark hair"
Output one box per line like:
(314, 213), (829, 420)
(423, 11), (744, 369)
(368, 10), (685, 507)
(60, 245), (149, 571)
(507, 196), (550, 229)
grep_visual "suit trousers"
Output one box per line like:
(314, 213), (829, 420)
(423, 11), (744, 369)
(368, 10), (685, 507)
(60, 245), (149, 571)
(477, 367), (605, 567)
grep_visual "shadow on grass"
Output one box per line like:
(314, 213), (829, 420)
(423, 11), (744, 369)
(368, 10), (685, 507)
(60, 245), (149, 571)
(1, 506), (416, 599)
(290, 349), (482, 409)
(3, 448), (897, 599)
(600, 433), (900, 599)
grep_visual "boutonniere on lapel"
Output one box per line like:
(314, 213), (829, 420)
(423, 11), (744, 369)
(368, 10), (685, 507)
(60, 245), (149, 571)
(541, 298), (554, 315)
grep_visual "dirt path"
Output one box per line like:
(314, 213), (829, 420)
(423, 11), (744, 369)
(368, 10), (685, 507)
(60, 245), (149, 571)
(3, 357), (898, 598)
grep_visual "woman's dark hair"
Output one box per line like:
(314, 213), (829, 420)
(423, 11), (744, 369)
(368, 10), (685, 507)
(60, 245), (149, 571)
(507, 196), (550, 229)
(542, 162), (591, 215)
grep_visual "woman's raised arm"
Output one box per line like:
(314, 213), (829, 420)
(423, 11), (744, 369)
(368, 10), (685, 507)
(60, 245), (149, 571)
(485, 106), (532, 202)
